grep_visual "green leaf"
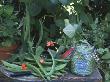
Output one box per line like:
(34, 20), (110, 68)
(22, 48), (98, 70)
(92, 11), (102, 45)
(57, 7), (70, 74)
(36, 20), (43, 47)
(74, 3), (84, 14)
(35, 46), (44, 60)
(105, 13), (110, 22)
(46, 49), (56, 76)
(69, 15), (77, 24)
(80, 12), (93, 24)
(33, 52), (50, 80)
(4, 67), (20, 72)
(4, 5), (14, 16)
(48, 49), (56, 58)
(97, 48), (109, 55)
(106, 60), (110, 63)
(105, 72), (110, 80)
(23, 5), (31, 41)
(50, 75), (58, 78)
(28, 1), (41, 16)
(26, 63), (46, 80)
(105, 80), (110, 82)
(0, 5), (3, 15)
(2, 61), (22, 72)
(57, 39), (63, 45)
(7, 54), (18, 62)
(55, 72), (62, 75)
(28, 40), (34, 52)
(54, 72), (63, 76)
(55, 63), (67, 71)
(55, 19), (65, 28)
(45, 63), (67, 71)
(95, 18), (98, 24)
(2, 61), (21, 68)
(102, 52), (110, 59)
(55, 46), (65, 58)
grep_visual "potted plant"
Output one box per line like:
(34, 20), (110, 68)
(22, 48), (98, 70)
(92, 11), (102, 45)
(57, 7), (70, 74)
(0, 2), (20, 60)
(0, 0), (104, 82)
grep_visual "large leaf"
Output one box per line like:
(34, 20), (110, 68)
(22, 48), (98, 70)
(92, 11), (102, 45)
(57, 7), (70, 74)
(26, 63), (46, 80)
(35, 46), (44, 60)
(36, 20), (43, 47)
(2, 61), (22, 72)
(28, 2), (41, 16)
(23, 5), (31, 42)
(45, 63), (67, 71)
(101, 52), (110, 59)
(55, 19), (65, 28)
(2, 61), (21, 68)
(80, 12), (93, 24)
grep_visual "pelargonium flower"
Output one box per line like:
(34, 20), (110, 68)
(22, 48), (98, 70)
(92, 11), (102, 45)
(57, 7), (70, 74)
(46, 41), (56, 47)
(21, 63), (27, 70)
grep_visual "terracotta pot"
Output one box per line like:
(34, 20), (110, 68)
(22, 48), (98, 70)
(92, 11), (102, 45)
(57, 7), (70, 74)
(0, 43), (18, 60)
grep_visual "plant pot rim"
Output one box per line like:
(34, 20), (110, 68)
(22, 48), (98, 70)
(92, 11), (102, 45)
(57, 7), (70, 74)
(0, 65), (67, 82)
(0, 66), (102, 82)
(0, 43), (19, 52)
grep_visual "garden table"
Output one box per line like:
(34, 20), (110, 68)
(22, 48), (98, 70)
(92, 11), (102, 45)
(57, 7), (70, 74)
(0, 66), (102, 82)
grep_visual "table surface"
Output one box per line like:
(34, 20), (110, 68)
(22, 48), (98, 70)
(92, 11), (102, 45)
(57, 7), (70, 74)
(0, 68), (103, 82)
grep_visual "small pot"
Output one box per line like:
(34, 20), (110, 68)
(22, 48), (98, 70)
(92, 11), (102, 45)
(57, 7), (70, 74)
(0, 43), (18, 60)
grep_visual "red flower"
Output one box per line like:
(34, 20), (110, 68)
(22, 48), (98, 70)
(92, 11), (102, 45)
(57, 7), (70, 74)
(21, 64), (27, 70)
(46, 41), (56, 47)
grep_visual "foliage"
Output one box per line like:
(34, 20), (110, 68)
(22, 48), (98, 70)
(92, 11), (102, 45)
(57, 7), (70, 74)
(0, 1), (20, 47)
(2, 40), (68, 80)
(1, 0), (110, 81)
(96, 48), (110, 82)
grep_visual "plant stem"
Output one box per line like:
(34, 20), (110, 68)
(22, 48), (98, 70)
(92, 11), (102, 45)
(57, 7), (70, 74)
(36, 20), (43, 47)
(46, 49), (55, 76)
(32, 55), (50, 80)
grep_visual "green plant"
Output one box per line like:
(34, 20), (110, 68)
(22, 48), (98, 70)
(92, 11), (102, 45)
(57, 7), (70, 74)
(1, 0), (110, 82)
(96, 48), (110, 82)
(0, 2), (20, 47)
(2, 39), (68, 81)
